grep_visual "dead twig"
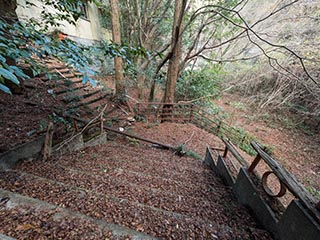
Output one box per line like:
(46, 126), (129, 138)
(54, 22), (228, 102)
(54, 104), (108, 152)
(184, 131), (195, 145)
(125, 94), (141, 103)
(117, 104), (129, 115)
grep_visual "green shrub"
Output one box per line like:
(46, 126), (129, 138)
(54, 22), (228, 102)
(176, 65), (223, 105)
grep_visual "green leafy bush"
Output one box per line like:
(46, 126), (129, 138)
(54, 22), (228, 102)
(176, 65), (223, 105)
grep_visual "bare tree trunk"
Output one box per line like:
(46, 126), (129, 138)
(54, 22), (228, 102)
(137, 59), (150, 99)
(163, 0), (187, 103)
(110, 0), (125, 97)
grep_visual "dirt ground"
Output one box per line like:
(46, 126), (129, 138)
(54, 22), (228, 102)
(212, 93), (320, 201)
(0, 77), (66, 153)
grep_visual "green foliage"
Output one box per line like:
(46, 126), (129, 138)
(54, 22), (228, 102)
(98, 41), (149, 65)
(0, 16), (101, 92)
(228, 126), (257, 156)
(305, 186), (320, 199)
(176, 65), (223, 105)
(127, 137), (139, 146)
(229, 101), (247, 111)
(98, 6), (112, 30)
(0, 0), (100, 93)
(28, 0), (95, 31)
(0, 3), (149, 94)
(174, 144), (203, 160)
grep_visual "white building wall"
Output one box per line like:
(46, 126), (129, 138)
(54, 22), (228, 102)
(16, 0), (111, 42)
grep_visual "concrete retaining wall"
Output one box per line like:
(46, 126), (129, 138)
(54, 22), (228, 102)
(0, 132), (107, 171)
(0, 135), (45, 170)
(204, 148), (320, 240)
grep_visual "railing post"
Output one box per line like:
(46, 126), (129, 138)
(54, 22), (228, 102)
(248, 154), (262, 173)
(216, 120), (221, 134)
(241, 135), (246, 144)
(223, 146), (228, 158)
(189, 104), (193, 123)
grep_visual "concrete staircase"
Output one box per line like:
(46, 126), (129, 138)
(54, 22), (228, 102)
(0, 140), (272, 239)
(43, 59), (110, 119)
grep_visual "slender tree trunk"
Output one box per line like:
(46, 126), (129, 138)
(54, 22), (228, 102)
(160, 0), (187, 122)
(110, 0), (125, 97)
(136, 58), (150, 100)
(163, 0), (187, 103)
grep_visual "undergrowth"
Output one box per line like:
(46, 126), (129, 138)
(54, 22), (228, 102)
(174, 144), (203, 160)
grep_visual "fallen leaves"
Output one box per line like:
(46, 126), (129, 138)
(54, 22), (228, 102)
(0, 132), (273, 239)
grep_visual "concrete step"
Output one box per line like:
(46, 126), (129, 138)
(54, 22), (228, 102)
(86, 97), (110, 111)
(49, 68), (71, 74)
(43, 77), (82, 87)
(0, 170), (233, 238)
(55, 84), (88, 95)
(12, 162), (225, 217)
(62, 89), (102, 104)
(0, 188), (158, 239)
(67, 92), (110, 110)
(15, 144), (219, 198)
(0, 233), (16, 240)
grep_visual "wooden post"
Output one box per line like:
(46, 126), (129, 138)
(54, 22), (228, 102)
(73, 120), (79, 132)
(241, 135), (246, 144)
(189, 104), (193, 122)
(216, 120), (221, 134)
(248, 154), (262, 173)
(223, 146), (228, 158)
(100, 113), (104, 134)
(42, 122), (54, 161)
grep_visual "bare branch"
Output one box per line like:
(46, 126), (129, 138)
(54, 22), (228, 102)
(188, 1), (318, 87)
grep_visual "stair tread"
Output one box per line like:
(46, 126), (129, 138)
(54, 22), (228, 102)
(10, 164), (226, 216)
(62, 89), (102, 104)
(0, 171), (239, 238)
(0, 188), (158, 240)
(55, 84), (89, 95)
(0, 233), (16, 240)
(67, 92), (109, 110)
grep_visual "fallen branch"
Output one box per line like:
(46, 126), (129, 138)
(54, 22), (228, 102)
(125, 94), (141, 103)
(210, 146), (225, 151)
(67, 114), (176, 151)
(104, 126), (175, 150)
(117, 104), (129, 115)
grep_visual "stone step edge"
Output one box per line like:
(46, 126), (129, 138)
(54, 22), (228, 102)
(19, 159), (225, 199)
(0, 189), (158, 240)
(8, 169), (232, 229)
(12, 171), (202, 221)
(0, 233), (16, 240)
(42, 156), (208, 187)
